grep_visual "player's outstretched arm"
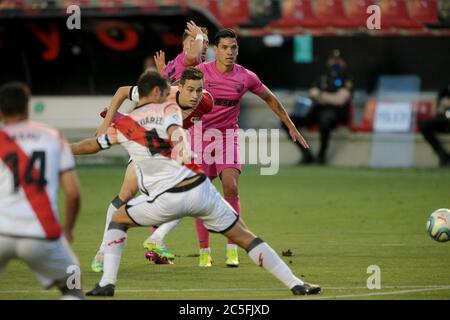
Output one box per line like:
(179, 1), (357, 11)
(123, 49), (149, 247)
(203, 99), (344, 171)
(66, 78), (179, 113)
(60, 170), (81, 243)
(71, 138), (102, 155)
(257, 86), (309, 149)
(96, 86), (132, 137)
(73, 127), (118, 155)
(184, 20), (204, 66)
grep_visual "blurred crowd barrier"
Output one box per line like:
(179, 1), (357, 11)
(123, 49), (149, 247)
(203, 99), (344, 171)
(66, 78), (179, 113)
(28, 90), (449, 167)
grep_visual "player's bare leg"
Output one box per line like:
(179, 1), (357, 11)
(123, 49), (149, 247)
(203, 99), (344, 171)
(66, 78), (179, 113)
(87, 205), (138, 297)
(223, 218), (321, 296)
(91, 162), (138, 273)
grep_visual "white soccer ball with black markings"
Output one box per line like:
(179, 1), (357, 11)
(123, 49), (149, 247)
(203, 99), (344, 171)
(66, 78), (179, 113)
(426, 208), (450, 242)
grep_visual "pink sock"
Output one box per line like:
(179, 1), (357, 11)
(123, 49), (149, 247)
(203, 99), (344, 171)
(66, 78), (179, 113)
(195, 219), (210, 248)
(225, 196), (240, 245)
(195, 174), (217, 249)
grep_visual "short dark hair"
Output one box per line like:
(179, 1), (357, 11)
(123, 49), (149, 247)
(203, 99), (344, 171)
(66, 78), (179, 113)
(179, 67), (204, 85)
(213, 28), (237, 46)
(182, 26), (209, 41)
(136, 70), (170, 98)
(0, 82), (30, 116)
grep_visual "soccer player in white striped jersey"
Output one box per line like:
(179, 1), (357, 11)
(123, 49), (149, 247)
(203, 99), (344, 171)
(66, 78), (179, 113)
(0, 82), (83, 300)
(71, 71), (320, 297)
(90, 67), (214, 271)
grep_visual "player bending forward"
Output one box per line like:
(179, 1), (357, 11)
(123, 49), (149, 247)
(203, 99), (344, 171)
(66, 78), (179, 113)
(90, 67), (213, 272)
(71, 71), (321, 297)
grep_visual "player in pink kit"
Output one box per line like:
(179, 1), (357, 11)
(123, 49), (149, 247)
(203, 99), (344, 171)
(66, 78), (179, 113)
(191, 29), (309, 267)
(148, 29), (309, 267)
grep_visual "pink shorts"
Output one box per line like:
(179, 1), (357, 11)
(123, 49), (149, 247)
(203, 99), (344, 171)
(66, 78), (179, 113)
(190, 129), (241, 179)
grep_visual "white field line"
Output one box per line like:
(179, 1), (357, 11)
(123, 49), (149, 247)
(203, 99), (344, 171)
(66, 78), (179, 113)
(1, 285), (450, 295)
(293, 286), (450, 300)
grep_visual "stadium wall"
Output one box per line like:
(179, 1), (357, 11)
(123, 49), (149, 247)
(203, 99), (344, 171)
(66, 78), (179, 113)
(1, 18), (449, 94)
(29, 95), (449, 167)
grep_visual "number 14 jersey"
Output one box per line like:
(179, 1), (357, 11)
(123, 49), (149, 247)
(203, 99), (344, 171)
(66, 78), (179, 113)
(0, 121), (75, 240)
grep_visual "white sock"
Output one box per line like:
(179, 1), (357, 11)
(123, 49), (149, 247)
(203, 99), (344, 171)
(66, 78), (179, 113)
(200, 247), (211, 254)
(227, 244), (238, 250)
(60, 295), (83, 300)
(60, 294), (83, 300)
(99, 228), (127, 286)
(145, 219), (181, 245)
(99, 202), (119, 253)
(247, 240), (303, 289)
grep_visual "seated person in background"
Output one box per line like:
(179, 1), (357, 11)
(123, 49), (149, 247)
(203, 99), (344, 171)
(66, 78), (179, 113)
(419, 83), (450, 167)
(283, 50), (353, 165)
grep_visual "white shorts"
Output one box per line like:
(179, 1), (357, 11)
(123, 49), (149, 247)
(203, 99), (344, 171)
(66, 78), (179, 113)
(125, 175), (239, 233)
(0, 235), (80, 289)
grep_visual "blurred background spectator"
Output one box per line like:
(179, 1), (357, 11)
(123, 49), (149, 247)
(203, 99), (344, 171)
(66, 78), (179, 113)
(419, 83), (450, 167)
(1, 0), (449, 167)
(283, 50), (353, 165)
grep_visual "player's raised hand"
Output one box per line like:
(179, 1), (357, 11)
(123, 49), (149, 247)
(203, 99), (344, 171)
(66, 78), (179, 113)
(154, 50), (166, 73)
(185, 20), (202, 39)
(289, 127), (309, 149)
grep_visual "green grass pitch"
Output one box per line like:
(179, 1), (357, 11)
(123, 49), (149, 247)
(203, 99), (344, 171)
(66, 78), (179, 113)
(1, 165), (449, 300)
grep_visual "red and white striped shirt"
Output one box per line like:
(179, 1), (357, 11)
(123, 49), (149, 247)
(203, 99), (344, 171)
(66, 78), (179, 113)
(98, 102), (202, 201)
(0, 121), (75, 239)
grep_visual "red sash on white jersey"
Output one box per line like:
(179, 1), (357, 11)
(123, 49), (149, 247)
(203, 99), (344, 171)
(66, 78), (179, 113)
(0, 130), (61, 239)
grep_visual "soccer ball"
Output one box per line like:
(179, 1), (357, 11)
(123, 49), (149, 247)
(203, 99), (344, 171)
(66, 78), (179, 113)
(426, 208), (450, 242)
